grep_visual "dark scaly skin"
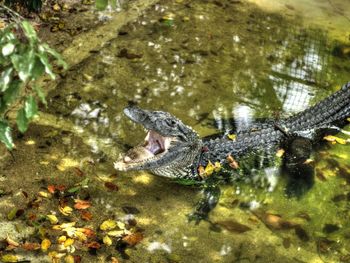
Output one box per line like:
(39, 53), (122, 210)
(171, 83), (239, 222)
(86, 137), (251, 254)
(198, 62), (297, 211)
(115, 82), (350, 222)
(115, 82), (350, 181)
(198, 82), (350, 170)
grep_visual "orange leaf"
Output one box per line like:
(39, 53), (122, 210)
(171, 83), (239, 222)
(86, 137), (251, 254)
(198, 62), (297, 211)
(22, 242), (41, 251)
(47, 185), (56, 193)
(74, 199), (91, 210)
(122, 232), (143, 246)
(81, 228), (95, 238)
(86, 241), (101, 249)
(80, 210), (93, 221)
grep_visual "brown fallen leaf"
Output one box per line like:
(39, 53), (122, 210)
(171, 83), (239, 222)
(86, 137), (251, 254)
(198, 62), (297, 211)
(74, 167), (84, 177)
(80, 210), (93, 221)
(227, 154), (239, 169)
(104, 182), (119, 191)
(215, 220), (251, 233)
(74, 199), (91, 210)
(86, 241), (101, 249)
(253, 210), (298, 230)
(122, 232), (143, 246)
(22, 242), (41, 251)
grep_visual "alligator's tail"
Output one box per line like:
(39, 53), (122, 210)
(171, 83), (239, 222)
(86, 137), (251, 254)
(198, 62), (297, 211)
(287, 82), (350, 130)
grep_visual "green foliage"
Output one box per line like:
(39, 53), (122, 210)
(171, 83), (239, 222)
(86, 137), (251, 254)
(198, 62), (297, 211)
(95, 0), (118, 10)
(0, 20), (67, 149)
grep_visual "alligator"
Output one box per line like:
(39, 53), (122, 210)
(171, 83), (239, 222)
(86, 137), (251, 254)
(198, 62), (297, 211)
(114, 82), (350, 220)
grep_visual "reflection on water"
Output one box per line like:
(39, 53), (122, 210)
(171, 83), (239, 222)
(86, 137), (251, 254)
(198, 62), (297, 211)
(45, 0), (350, 262)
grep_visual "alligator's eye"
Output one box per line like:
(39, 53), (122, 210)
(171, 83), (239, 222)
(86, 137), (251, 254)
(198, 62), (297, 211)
(166, 119), (177, 127)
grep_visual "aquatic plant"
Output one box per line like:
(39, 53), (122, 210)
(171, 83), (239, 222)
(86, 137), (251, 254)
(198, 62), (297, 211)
(0, 5), (66, 149)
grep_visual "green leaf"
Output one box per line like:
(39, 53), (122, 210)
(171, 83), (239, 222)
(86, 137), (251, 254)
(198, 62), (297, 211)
(10, 50), (35, 82)
(3, 80), (21, 105)
(96, 0), (108, 10)
(16, 108), (28, 133)
(37, 51), (55, 79)
(2, 42), (15, 56)
(21, 21), (37, 43)
(0, 120), (14, 149)
(0, 67), (13, 92)
(40, 44), (68, 69)
(31, 56), (45, 79)
(34, 85), (47, 105)
(24, 96), (38, 119)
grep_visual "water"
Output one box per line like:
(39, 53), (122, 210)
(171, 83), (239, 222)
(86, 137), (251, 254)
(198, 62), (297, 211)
(3, 0), (350, 262)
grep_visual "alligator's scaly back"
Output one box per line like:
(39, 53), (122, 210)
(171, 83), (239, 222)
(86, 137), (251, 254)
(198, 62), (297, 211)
(285, 82), (350, 131)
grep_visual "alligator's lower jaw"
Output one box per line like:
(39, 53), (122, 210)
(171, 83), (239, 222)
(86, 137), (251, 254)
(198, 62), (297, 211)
(114, 130), (176, 171)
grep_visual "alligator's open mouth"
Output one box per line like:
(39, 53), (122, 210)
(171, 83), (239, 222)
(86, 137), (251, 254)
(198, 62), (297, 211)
(114, 130), (177, 171)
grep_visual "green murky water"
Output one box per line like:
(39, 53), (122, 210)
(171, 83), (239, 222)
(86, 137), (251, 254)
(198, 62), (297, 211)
(10, 0), (350, 262)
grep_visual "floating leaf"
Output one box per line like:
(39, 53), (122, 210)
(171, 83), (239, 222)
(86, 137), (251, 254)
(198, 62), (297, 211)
(74, 199), (91, 210)
(41, 238), (51, 251)
(276, 149), (285, 158)
(227, 154), (239, 169)
(57, 236), (67, 244)
(215, 220), (251, 233)
(100, 219), (117, 231)
(323, 135), (347, 145)
(103, 235), (113, 246)
(227, 134), (236, 140)
(122, 232), (143, 246)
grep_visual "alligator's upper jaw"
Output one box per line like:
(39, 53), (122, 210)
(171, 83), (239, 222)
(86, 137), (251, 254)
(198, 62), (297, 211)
(114, 130), (176, 171)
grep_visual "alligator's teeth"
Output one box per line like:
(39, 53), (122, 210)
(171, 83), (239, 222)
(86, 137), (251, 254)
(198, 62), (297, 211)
(124, 156), (132, 162)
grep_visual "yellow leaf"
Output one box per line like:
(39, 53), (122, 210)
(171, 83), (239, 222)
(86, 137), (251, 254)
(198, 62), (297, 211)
(74, 230), (87, 242)
(59, 222), (76, 229)
(38, 191), (51, 198)
(64, 255), (75, 263)
(47, 215), (58, 225)
(100, 219), (117, 231)
(103, 235), (113, 246)
(204, 161), (215, 176)
(347, 117), (350, 122)
(214, 162), (221, 172)
(64, 238), (74, 247)
(57, 236), (67, 244)
(323, 135), (347, 145)
(117, 221), (126, 229)
(52, 3), (61, 11)
(227, 134), (236, 140)
(107, 230), (124, 237)
(41, 238), (51, 251)
(1, 254), (18, 262)
(276, 149), (285, 158)
(59, 206), (73, 216)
